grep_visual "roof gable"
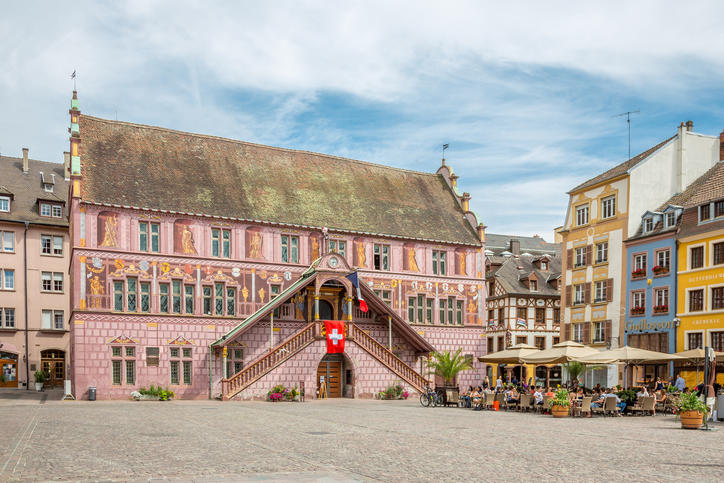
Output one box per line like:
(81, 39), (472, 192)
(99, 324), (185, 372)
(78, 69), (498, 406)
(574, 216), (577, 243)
(78, 116), (480, 245)
(568, 136), (675, 194)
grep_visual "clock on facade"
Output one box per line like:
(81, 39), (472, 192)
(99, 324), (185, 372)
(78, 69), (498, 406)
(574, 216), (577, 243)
(328, 256), (339, 268)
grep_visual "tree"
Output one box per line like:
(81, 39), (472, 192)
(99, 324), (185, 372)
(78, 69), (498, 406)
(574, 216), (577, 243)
(566, 361), (585, 383)
(427, 348), (473, 386)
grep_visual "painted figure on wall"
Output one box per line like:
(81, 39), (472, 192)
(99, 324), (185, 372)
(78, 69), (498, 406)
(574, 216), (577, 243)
(407, 247), (420, 272)
(310, 236), (320, 260)
(99, 213), (118, 247)
(457, 252), (467, 275)
(249, 231), (263, 258)
(355, 241), (366, 268)
(89, 275), (105, 308)
(174, 220), (197, 254)
(181, 225), (196, 254)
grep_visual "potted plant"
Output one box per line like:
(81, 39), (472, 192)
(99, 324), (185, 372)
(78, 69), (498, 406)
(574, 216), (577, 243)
(631, 268), (646, 278)
(427, 348), (472, 387)
(551, 388), (571, 418)
(34, 370), (45, 391)
(676, 392), (708, 429)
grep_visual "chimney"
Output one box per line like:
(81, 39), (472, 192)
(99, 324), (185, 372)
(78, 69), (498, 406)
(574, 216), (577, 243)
(63, 151), (71, 180)
(22, 148), (29, 174)
(461, 192), (471, 212)
(686, 120), (693, 132)
(477, 223), (486, 243)
(720, 130), (724, 161)
(510, 239), (521, 255)
(676, 122), (687, 192)
(450, 173), (459, 189)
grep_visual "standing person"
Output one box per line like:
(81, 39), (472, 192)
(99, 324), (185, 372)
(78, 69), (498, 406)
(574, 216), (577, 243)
(496, 375), (503, 391)
(674, 374), (686, 392)
(655, 377), (664, 392)
(483, 375), (490, 390)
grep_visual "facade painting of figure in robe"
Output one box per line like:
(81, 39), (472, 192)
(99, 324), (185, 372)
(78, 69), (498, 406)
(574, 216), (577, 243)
(98, 212), (118, 247)
(247, 228), (263, 259)
(456, 250), (467, 276)
(310, 235), (320, 261)
(354, 239), (366, 268)
(89, 275), (105, 308)
(404, 245), (420, 272)
(174, 219), (197, 254)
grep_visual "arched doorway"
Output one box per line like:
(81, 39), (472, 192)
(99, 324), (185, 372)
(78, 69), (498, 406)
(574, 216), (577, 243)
(41, 349), (65, 387)
(318, 299), (334, 320)
(0, 351), (19, 388)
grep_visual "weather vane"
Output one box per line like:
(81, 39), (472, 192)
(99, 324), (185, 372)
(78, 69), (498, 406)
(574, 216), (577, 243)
(442, 143), (449, 165)
(71, 70), (77, 90)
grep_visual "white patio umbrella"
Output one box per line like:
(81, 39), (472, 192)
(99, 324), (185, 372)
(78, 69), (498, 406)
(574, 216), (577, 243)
(520, 340), (599, 364)
(478, 343), (539, 364)
(578, 346), (685, 388)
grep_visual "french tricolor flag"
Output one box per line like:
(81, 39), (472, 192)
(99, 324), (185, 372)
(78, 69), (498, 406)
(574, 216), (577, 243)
(346, 271), (368, 313)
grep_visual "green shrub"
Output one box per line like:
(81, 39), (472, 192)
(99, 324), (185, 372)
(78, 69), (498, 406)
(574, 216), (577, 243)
(676, 392), (709, 414)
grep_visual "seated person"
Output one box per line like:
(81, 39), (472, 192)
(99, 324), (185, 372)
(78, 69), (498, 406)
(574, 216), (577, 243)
(472, 386), (483, 407)
(506, 387), (519, 404)
(533, 387), (544, 405)
(636, 386), (649, 398)
(603, 388), (626, 413)
(591, 391), (605, 408)
(544, 387), (555, 397)
(461, 386), (473, 408)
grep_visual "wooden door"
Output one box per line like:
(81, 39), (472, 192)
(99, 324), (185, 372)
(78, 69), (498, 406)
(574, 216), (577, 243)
(1, 359), (18, 388)
(317, 360), (342, 398)
(41, 360), (65, 387)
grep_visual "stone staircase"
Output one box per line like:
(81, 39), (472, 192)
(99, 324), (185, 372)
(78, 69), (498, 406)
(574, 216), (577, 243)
(221, 321), (428, 400)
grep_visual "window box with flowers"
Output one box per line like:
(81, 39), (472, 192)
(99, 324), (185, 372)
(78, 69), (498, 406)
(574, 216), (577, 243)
(652, 265), (669, 276)
(631, 306), (645, 316)
(631, 268), (646, 279)
(653, 304), (669, 314)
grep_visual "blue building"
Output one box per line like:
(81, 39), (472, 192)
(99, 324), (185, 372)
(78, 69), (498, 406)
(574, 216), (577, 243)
(623, 202), (683, 383)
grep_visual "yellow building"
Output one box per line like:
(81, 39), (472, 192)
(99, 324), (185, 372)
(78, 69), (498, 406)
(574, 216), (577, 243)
(675, 160), (724, 387)
(560, 122), (720, 387)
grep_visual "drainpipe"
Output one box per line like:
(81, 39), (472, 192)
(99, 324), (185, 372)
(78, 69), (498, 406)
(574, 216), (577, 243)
(388, 315), (392, 350)
(23, 222), (29, 390)
(208, 344), (213, 399)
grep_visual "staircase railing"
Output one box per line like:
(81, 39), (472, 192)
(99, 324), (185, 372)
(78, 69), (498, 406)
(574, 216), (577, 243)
(222, 321), (318, 400)
(347, 322), (428, 392)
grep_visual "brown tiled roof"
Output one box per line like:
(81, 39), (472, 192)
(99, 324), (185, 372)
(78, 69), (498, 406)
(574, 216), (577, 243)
(78, 116), (480, 245)
(670, 161), (724, 208)
(0, 156), (69, 226)
(487, 254), (562, 298)
(568, 136), (675, 193)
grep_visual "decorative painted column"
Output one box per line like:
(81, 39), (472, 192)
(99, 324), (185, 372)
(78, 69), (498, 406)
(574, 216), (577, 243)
(222, 346), (228, 379)
(387, 315), (392, 350)
(79, 256), (87, 309)
(345, 296), (352, 322)
(314, 295), (320, 320)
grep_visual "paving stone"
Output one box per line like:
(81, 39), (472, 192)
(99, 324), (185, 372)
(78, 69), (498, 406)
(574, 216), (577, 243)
(0, 396), (722, 482)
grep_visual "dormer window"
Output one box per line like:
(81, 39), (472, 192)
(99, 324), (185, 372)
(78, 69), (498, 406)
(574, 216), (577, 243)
(39, 202), (63, 218)
(700, 204), (711, 222)
(716, 200), (724, 218)
(0, 196), (9, 212)
(541, 261), (548, 271)
(530, 279), (538, 291)
(644, 218), (653, 233)
(665, 212), (676, 227)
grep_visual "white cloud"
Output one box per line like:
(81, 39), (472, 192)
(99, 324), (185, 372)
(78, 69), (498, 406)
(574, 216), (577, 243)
(1, 1), (723, 236)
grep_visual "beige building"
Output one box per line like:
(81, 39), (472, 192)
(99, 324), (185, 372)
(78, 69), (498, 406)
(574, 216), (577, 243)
(0, 149), (70, 389)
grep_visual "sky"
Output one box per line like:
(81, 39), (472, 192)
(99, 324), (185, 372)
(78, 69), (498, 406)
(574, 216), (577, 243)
(2, 1), (724, 239)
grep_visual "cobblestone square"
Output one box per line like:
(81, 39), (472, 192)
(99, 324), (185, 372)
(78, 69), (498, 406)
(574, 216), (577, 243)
(1, 392), (722, 482)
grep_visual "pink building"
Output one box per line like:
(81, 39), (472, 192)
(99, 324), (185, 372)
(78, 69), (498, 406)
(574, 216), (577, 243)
(67, 92), (487, 400)
(0, 149), (70, 389)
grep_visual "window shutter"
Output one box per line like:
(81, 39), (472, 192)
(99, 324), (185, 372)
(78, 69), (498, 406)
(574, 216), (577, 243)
(586, 244), (593, 265)
(583, 321), (591, 344)
(584, 282), (591, 304)
(562, 323), (570, 341)
(565, 285), (571, 307)
(566, 249), (573, 269)
(604, 319), (612, 344)
(606, 278), (614, 302)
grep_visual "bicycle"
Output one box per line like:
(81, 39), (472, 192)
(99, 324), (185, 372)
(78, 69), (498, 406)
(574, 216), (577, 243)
(420, 385), (442, 407)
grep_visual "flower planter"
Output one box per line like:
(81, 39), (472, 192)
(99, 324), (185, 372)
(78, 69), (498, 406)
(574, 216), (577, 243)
(551, 405), (569, 418)
(680, 410), (704, 429)
(35, 382), (44, 392)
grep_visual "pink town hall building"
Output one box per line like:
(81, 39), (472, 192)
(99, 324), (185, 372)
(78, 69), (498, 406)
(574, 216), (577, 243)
(66, 92), (488, 400)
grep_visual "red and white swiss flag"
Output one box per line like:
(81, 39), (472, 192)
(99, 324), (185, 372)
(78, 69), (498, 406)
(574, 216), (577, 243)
(325, 320), (346, 354)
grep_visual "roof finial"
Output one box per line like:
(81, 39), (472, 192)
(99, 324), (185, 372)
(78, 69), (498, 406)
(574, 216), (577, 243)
(441, 143), (449, 166)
